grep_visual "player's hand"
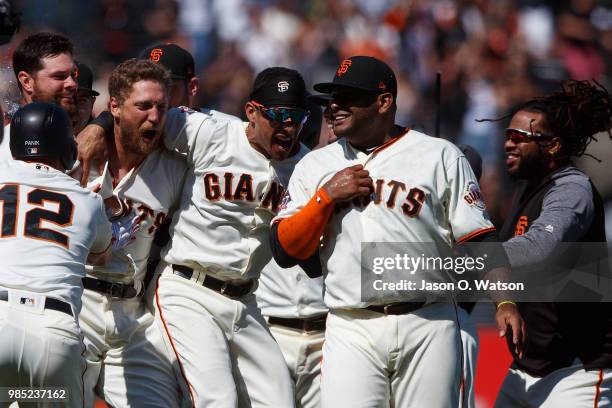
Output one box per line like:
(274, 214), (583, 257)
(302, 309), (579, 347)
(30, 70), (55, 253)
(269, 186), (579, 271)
(111, 214), (141, 251)
(322, 165), (373, 203)
(77, 124), (108, 187)
(495, 302), (527, 359)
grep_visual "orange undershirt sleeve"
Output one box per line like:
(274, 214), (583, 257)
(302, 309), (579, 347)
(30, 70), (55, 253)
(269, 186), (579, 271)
(276, 188), (335, 260)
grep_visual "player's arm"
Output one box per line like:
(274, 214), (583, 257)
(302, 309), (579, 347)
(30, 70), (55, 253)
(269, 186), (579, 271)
(270, 165), (372, 276)
(502, 181), (594, 268)
(76, 112), (112, 186)
(447, 154), (526, 356)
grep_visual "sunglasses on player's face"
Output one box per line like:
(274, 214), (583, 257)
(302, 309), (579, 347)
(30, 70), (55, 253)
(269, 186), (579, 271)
(505, 128), (553, 144)
(251, 101), (309, 125)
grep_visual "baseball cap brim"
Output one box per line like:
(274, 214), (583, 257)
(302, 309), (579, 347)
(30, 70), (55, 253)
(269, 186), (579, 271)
(313, 82), (384, 94)
(307, 94), (332, 106)
(78, 88), (100, 96)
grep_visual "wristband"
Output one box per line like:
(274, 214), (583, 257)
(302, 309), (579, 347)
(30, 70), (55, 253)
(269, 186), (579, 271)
(496, 300), (517, 310)
(91, 111), (114, 139)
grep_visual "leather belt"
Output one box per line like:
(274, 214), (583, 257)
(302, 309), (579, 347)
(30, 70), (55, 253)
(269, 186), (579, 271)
(82, 277), (142, 299)
(365, 301), (425, 315)
(268, 314), (327, 332)
(172, 264), (254, 300)
(0, 290), (73, 317)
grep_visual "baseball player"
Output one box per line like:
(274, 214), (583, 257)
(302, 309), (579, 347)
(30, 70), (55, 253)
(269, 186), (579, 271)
(148, 67), (310, 408)
(75, 67), (313, 407)
(74, 61), (99, 134)
(495, 80), (612, 407)
(1, 33), (77, 161)
(79, 59), (187, 408)
(270, 56), (525, 407)
(0, 102), (123, 407)
(255, 99), (327, 408)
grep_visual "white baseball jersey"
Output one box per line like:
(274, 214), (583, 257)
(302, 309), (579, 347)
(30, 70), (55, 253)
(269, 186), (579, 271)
(275, 130), (495, 309)
(0, 125), (11, 161)
(161, 107), (307, 281)
(0, 160), (111, 312)
(86, 149), (187, 286)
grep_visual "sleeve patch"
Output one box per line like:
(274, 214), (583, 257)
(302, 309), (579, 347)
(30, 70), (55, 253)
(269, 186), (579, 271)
(279, 190), (291, 211)
(179, 106), (196, 114)
(463, 181), (485, 210)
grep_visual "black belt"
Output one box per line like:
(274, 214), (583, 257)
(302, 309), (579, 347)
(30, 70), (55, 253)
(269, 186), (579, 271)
(82, 277), (142, 299)
(0, 290), (73, 317)
(172, 264), (254, 300)
(365, 301), (425, 315)
(268, 314), (327, 332)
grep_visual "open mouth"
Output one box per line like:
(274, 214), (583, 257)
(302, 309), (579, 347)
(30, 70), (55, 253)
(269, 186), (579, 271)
(332, 112), (350, 126)
(506, 153), (519, 165)
(142, 129), (158, 141)
(273, 134), (294, 151)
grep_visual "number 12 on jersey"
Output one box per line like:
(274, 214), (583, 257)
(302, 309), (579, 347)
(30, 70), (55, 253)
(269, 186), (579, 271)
(0, 184), (74, 248)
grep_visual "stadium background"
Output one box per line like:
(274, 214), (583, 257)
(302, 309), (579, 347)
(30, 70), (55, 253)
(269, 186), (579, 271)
(1, 0), (611, 406)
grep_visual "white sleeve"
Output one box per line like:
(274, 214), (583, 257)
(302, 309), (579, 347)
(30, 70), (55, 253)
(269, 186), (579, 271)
(446, 156), (495, 242)
(89, 196), (112, 253)
(163, 107), (228, 167)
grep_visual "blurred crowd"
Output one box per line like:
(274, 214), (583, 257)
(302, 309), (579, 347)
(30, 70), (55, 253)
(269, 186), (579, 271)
(1, 0), (611, 228)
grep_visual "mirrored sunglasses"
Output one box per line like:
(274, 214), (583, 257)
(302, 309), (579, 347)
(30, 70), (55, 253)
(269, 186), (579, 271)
(505, 128), (552, 144)
(252, 101), (309, 125)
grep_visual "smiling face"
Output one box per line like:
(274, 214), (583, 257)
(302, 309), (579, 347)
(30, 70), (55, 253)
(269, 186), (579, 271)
(112, 80), (168, 158)
(245, 102), (304, 161)
(505, 110), (553, 179)
(23, 53), (77, 116)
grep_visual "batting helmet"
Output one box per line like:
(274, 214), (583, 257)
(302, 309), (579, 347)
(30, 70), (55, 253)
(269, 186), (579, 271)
(10, 102), (76, 170)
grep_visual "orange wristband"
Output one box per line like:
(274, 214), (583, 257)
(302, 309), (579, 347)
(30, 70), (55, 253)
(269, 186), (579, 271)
(277, 188), (334, 260)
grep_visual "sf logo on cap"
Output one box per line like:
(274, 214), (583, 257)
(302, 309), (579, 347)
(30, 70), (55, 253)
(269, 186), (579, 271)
(150, 48), (163, 63)
(337, 59), (352, 76)
(277, 81), (289, 92)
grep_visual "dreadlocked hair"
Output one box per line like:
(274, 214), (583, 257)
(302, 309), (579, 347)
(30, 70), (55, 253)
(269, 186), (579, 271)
(478, 80), (612, 160)
(523, 80), (611, 159)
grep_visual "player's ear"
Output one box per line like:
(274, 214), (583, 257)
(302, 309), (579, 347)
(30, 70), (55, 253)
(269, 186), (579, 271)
(245, 102), (257, 127)
(548, 137), (562, 157)
(109, 97), (121, 119)
(188, 77), (199, 97)
(378, 92), (393, 114)
(17, 71), (34, 96)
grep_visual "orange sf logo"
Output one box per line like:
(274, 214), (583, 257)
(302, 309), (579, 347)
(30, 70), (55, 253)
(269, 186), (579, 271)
(150, 48), (163, 63)
(514, 216), (529, 236)
(337, 59), (352, 76)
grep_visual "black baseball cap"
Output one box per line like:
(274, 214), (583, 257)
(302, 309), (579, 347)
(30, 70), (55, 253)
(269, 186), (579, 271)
(139, 43), (195, 80)
(249, 67), (307, 109)
(307, 93), (332, 106)
(74, 61), (99, 96)
(457, 144), (483, 181)
(314, 56), (397, 98)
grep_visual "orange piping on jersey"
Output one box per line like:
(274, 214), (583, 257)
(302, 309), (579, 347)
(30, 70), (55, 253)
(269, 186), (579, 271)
(455, 226), (496, 243)
(277, 188), (334, 260)
(594, 369), (604, 408)
(80, 335), (86, 408)
(370, 128), (410, 155)
(155, 275), (196, 408)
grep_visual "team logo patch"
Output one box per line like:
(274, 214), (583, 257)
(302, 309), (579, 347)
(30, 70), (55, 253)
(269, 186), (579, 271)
(463, 181), (485, 210)
(337, 59), (352, 76)
(20, 297), (35, 306)
(26, 147), (39, 154)
(149, 48), (163, 63)
(179, 106), (196, 114)
(277, 81), (289, 92)
(514, 216), (528, 236)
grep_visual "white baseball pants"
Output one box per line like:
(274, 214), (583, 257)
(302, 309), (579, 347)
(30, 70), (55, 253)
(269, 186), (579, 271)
(320, 303), (461, 408)
(152, 263), (295, 408)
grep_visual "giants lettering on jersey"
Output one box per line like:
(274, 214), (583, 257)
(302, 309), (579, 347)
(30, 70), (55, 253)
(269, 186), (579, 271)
(203, 172), (286, 213)
(334, 178), (426, 217)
